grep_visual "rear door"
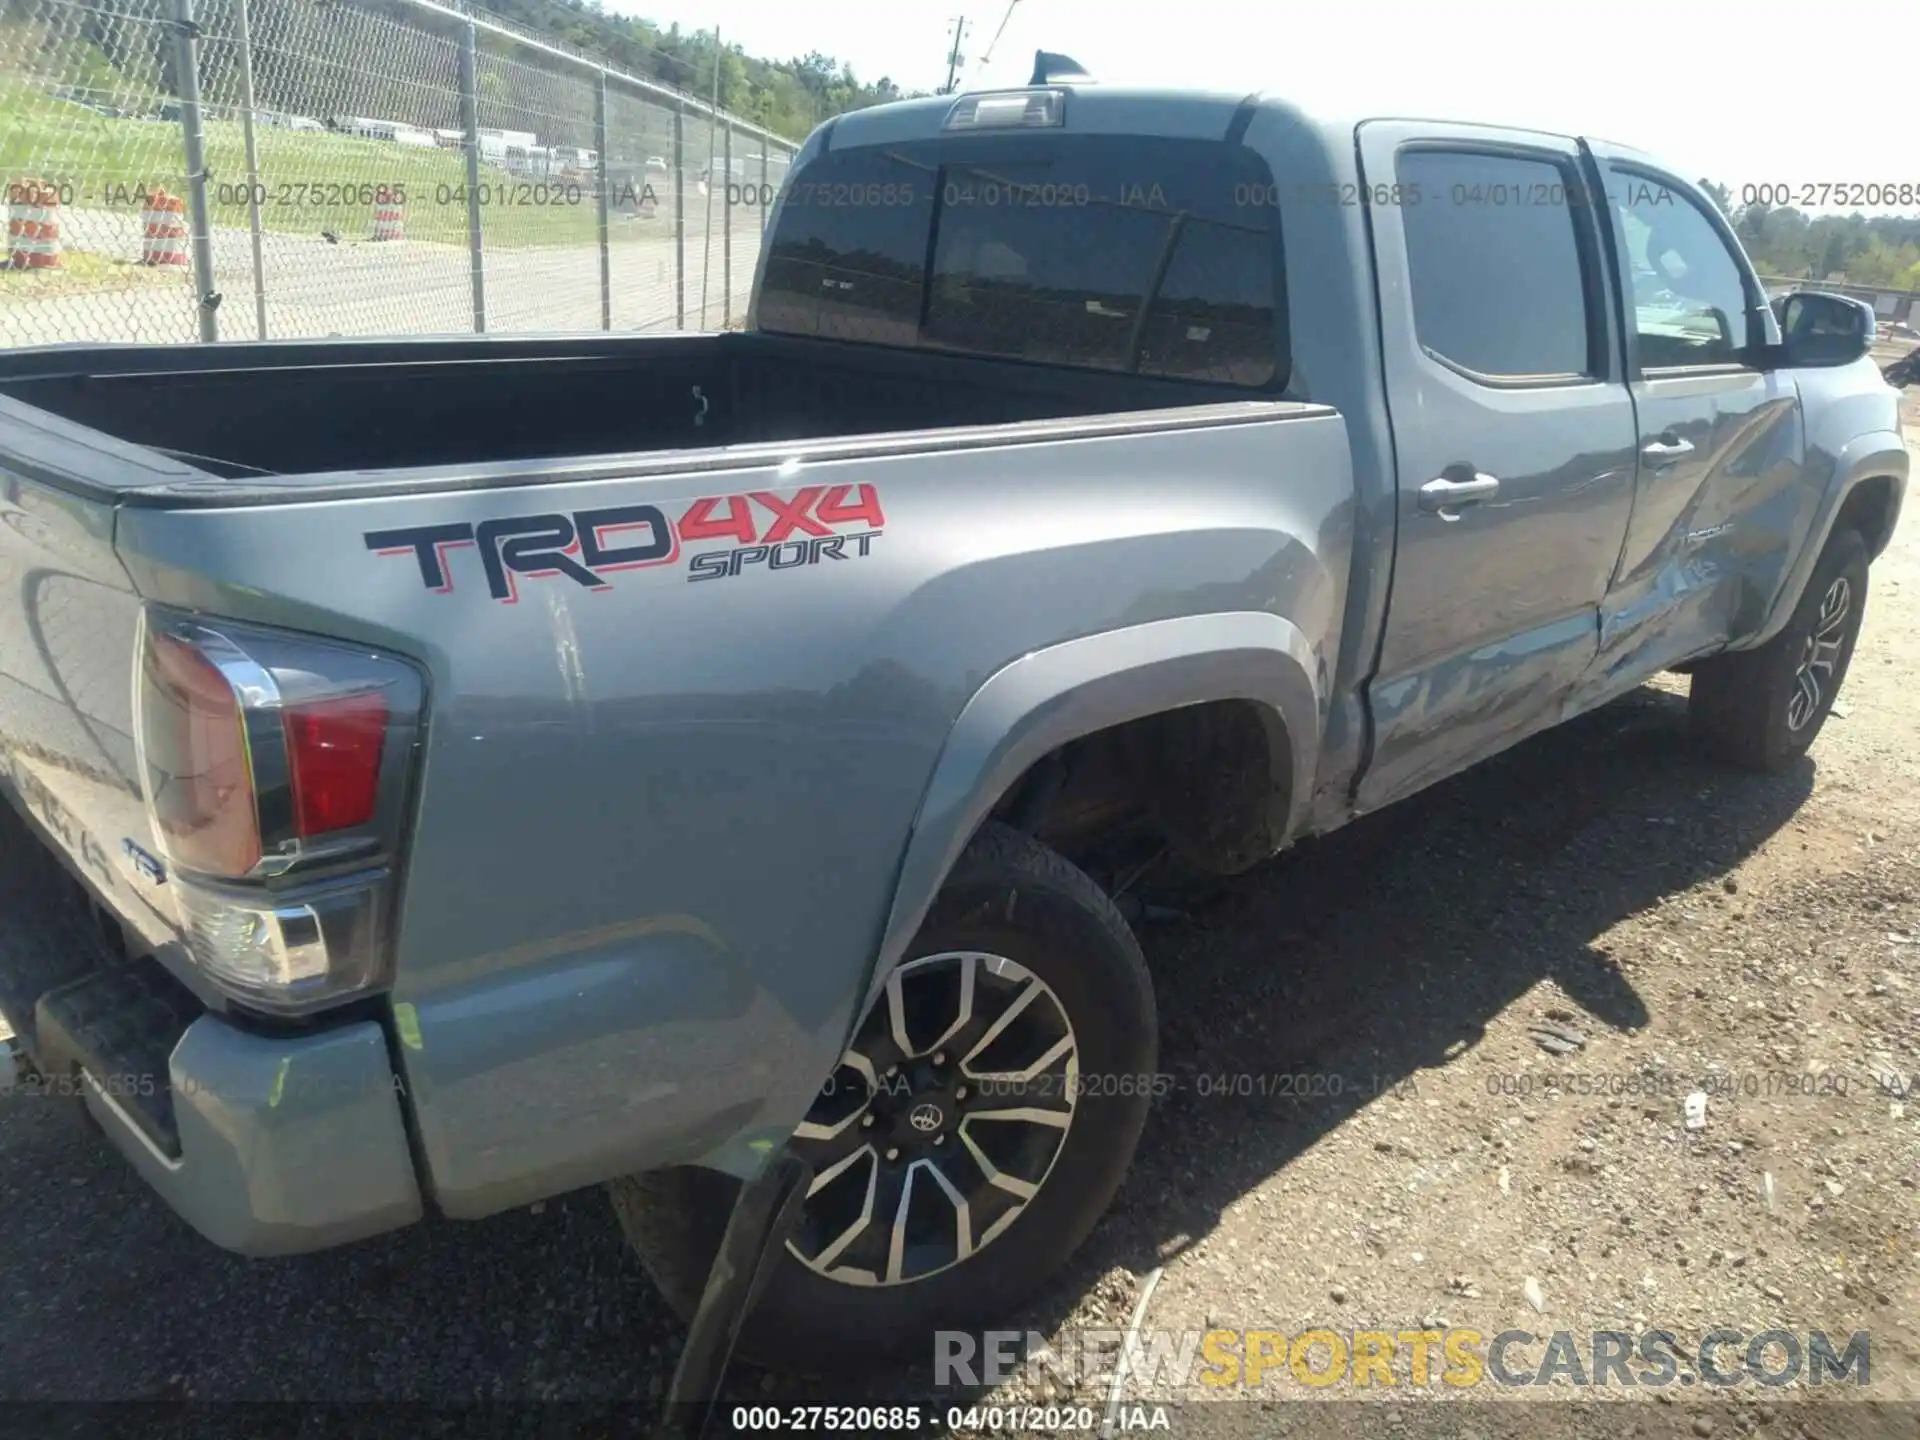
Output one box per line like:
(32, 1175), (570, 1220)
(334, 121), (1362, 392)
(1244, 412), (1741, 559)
(1355, 123), (1640, 809)
(1577, 147), (1806, 692)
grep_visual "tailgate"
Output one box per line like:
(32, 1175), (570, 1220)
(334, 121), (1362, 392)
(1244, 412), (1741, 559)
(0, 471), (161, 1038)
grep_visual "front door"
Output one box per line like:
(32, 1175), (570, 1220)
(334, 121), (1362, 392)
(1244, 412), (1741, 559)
(1577, 148), (1807, 698)
(1354, 123), (1641, 811)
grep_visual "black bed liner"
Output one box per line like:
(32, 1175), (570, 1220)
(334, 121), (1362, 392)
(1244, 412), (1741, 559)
(0, 330), (1276, 482)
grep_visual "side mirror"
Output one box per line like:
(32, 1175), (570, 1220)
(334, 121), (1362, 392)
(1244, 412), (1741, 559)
(1776, 290), (1875, 368)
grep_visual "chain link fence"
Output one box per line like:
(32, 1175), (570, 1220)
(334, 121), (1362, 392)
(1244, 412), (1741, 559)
(0, 0), (795, 345)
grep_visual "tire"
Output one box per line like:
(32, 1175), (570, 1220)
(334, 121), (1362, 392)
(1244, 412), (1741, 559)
(1688, 527), (1869, 771)
(608, 821), (1157, 1373)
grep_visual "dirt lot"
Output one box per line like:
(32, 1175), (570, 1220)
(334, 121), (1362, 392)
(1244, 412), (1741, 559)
(1, 402), (1916, 1437)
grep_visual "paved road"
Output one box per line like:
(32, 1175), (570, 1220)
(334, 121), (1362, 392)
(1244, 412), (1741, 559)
(0, 206), (763, 345)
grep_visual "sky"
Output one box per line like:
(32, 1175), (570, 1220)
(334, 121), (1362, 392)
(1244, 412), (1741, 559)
(612, 0), (1918, 211)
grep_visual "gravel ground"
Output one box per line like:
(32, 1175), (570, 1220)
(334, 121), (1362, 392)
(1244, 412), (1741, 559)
(1, 410), (1916, 1436)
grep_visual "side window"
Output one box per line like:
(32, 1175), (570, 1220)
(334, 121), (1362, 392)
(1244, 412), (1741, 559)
(1609, 171), (1752, 368)
(1395, 149), (1594, 380)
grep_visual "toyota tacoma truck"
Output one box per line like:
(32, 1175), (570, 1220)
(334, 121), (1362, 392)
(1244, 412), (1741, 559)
(0, 73), (1907, 1376)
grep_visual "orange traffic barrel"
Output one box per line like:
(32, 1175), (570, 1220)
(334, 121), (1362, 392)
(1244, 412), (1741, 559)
(6, 179), (64, 270)
(370, 193), (404, 241)
(141, 190), (188, 267)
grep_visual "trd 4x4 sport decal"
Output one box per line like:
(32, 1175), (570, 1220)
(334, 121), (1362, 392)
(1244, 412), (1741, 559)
(365, 483), (885, 603)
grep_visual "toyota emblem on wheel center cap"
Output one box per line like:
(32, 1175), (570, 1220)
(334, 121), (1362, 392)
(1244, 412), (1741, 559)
(909, 1102), (944, 1133)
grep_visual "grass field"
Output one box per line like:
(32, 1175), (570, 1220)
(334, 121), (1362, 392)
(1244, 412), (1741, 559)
(0, 249), (185, 299)
(1, 81), (632, 251)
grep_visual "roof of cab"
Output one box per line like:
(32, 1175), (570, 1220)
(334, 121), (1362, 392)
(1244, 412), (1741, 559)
(820, 84), (1311, 150)
(814, 84), (1600, 160)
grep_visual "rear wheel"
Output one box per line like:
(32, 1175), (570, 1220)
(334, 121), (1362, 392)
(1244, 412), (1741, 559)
(1688, 527), (1869, 771)
(609, 822), (1157, 1372)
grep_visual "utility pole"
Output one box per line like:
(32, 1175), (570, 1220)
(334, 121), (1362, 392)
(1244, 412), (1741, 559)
(700, 26), (719, 327)
(980, 0), (1021, 69)
(942, 16), (970, 95)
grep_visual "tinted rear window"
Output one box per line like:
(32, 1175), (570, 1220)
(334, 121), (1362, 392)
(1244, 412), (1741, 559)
(1395, 149), (1595, 379)
(757, 133), (1283, 388)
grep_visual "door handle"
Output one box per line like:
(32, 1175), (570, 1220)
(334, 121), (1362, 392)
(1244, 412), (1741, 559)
(1640, 435), (1695, 465)
(1418, 472), (1500, 519)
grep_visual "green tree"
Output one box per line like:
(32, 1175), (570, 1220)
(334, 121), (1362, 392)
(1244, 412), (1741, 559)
(1705, 177), (1920, 287)
(1818, 228), (1854, 280)
(1845, 237), (1920, 288)
(405, 0), (917, 141)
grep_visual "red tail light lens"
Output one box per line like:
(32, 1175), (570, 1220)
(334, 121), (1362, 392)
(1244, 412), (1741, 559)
(139, 631), (262, 878)
(284, 693), (388, 837)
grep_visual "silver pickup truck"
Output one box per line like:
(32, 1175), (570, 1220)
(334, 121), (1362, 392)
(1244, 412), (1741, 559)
(0, 72), (1907, 1378)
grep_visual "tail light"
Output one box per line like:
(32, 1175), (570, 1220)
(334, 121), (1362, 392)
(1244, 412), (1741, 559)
(132, 610), (425, 1015)
(285, 693), (389, 836)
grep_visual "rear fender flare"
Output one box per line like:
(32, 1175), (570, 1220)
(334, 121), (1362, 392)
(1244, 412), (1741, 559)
(859, 612), (1322, 1018)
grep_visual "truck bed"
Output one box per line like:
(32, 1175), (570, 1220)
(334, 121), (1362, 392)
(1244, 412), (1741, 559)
(0, 330), (1268, 480)
(0, 306), (1351, 1238)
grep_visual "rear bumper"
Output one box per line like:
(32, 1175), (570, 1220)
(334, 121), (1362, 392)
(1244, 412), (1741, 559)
(52, 996), (423, 1257)
(1, 805), (422, 1257)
